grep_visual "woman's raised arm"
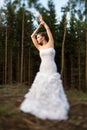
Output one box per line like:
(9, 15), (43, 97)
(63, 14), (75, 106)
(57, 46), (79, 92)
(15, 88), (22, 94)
(38, 16), (54, 46)
(31, 23), (42, 50)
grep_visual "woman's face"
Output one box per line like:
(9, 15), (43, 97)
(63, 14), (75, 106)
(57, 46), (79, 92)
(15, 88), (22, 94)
(37, 34), (44, 44)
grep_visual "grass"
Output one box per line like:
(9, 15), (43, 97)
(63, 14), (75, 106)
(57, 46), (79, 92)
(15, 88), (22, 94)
(66, 90), (87, 102)
(0, 84), (28, 117)
(0, 84), (28, 96)
(0, 108), (20, 117)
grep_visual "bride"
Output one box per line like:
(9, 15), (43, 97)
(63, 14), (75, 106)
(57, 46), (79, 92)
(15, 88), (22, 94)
(20, 16), (70, 120)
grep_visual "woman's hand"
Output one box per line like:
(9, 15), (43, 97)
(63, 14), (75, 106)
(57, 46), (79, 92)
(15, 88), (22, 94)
(38, 15), (45, 26)
(38, 15), (43, 22)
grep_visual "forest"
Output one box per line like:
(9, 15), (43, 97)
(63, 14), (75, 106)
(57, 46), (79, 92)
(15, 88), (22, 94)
(0, 0), (87, 92)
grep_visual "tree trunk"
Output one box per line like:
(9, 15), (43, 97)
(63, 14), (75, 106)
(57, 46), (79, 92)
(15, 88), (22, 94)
(16, 48), (20, 82)
(23, 54), (25, 83)
(61, 14), (67, 83)
(8, 48), (12, 84)
(20, 8), (24, 83)
(70, 56), (75, 89)
(28, 47), (31, 86)
(85, 31), (87, 92)
(78, 47), (81, 90)
(3, 58), (4, 84)
(63, 57), (68, 89)
(4, 26), (7, 84)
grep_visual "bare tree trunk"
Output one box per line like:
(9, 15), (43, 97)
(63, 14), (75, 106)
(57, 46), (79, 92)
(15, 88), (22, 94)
(28, 47), (31, 86)
(17, 48), (20, 82)
(61, 14), (67, 82)
(20, 8), (24, 83)
(78, 47), (81, 90)
(23, 55), (25, 83)
(63, 57), (67, 89)
(8, 48), (12, 84)
(85, 31), (87, 91)
(70, 56), (74, 89)
(3, 59), (4, 84)
(5, 26), (7, 84)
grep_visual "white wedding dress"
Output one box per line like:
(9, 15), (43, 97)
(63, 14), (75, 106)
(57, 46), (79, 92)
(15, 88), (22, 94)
(20, 48), (69, 120)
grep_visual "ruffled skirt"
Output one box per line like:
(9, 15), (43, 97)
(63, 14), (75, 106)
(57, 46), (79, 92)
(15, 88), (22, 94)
(20, 72), (69, 120)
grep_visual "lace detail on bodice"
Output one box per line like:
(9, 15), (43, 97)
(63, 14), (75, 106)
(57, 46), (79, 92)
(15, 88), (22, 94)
(39, 48), (57, 74)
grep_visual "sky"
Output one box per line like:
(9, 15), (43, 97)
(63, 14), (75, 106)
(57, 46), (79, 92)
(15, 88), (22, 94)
(0, 0), (68, 19)
(39, 0), (68, 18)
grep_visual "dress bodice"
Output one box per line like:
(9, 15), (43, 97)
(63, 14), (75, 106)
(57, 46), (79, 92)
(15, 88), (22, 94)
(39, 48), (57, 74)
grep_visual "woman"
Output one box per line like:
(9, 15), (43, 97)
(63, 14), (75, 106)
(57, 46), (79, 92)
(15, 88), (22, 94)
(20, 16), (69, 120)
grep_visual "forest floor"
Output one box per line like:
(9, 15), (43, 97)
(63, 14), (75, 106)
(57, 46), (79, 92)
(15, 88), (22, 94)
(0, 84), (87, 130)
